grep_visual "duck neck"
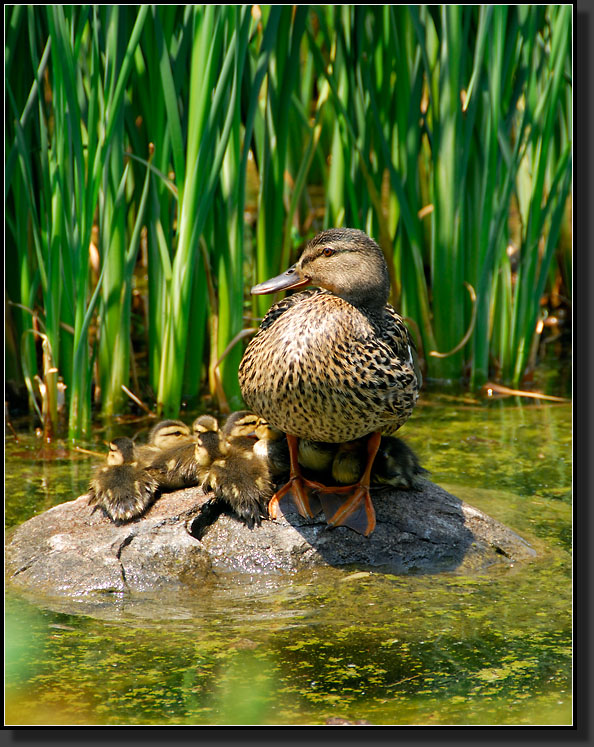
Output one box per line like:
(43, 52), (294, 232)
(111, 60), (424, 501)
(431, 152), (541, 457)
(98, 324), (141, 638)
(343, 286), (389, 319)
(336, 261), (390, 314)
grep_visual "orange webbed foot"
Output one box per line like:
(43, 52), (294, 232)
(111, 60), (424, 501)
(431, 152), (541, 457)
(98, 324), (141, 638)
(315, 431), (381, 536)
(268, 476), (324, 519)
(317, 485), (377, 537)
(267, 434), (325, 520)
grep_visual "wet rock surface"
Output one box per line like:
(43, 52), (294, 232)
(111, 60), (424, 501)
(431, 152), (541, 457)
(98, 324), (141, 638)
(5, 478), (536, 601)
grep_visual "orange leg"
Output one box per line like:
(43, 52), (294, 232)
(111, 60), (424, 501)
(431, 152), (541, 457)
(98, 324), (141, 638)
(268, 434), (324, 519)
(317, 432), (381, 537)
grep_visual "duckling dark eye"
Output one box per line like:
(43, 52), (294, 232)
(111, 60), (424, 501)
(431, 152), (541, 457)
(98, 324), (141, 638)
(322, 247), (335, 257)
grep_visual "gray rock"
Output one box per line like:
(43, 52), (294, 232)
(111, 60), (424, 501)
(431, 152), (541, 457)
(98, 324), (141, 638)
(5, 479), (536, 600)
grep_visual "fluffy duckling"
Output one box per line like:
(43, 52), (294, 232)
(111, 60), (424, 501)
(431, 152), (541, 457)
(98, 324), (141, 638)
(193, 429), (225, 484)
(252, 423), (328, 519)
(371, 436), (428, 490)
(298, 439), (337, 476)
(88, 437), (160, 523)
(331, 439), (366, 485)
(193, 414), (219, 435)
(147, 415), (220, 492)
(315, 435), (427, 535)
(328, 435), (426, 489)
(207, 445), (274, 529)
(148, 443), (199, 491)
(202, 413), (275, 528)
(135, 419), (193, 466)
(252, 418), (290, 477)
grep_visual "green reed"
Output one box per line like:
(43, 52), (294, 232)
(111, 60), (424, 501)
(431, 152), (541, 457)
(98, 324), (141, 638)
(307, 5), (571, 386)
(6, 6), (149, 438)
(250, 6), (310, 319)
(155, 6), (254, 416)
(5, 5), (572, 440)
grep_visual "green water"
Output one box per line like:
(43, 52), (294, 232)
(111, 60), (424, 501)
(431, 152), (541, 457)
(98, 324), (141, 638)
(5, 389), (572, 726)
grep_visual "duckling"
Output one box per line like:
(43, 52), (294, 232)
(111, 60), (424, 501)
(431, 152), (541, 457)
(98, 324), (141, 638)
(253, 419), (290, 477)
(239, 228), (422, 536)
(88, 437), (160, 523)
(147, 443), (199, 491)
(192, 414), (219, 435)
(328, 435), (427, 487)
(224, 413), (326, 521)
(193, 429), (225, 485)
(316, 436), (428, 532)
(206, 438), (274, 529)
(199, 416), (274, 529)
(298, 439), (337, 476)
(371, 436), (428, 490)
(135, 419), (193, 466)
(331, 439), (366, 485)
(147, 415), (220, 492)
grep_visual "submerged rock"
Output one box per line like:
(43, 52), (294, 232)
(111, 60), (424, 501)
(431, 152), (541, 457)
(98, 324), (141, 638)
(5, 478), (536, 601)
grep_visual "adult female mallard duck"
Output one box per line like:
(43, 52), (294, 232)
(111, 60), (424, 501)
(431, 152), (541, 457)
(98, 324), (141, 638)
(88, 437), (160, 523)
(238, 228), (422, 536)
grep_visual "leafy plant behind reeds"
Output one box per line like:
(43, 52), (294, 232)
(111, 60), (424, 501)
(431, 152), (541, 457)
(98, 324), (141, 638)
(5, 5), (572, 441)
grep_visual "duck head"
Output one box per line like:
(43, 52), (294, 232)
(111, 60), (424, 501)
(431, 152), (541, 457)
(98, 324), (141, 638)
(192, 415), (219, 435)
(221, 411), (260, 440)
(194, 431), (222, 468)
(107, 437), (136, 466)
(251, 228), (390, 310)
(147, 419), (192, 449)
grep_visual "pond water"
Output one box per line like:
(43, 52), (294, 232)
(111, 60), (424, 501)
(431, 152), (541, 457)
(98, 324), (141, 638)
(5, 380), (572, 726)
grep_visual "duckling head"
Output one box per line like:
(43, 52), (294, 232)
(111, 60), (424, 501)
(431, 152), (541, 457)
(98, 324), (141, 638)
(107, 437), (136, 466)
(148, 419), (192, 449)
(251, 228), (390, 311)
(194, 430), (223, 469)
(221, 411), (260, 441)
(192, 415), (219, 435)
(253, 418), (285, 442)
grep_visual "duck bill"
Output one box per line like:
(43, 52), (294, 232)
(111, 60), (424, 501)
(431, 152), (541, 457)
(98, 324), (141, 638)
(251, 265), (311, 295)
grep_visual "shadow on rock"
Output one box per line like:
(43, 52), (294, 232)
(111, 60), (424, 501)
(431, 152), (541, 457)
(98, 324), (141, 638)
(190, 478), (536, 576)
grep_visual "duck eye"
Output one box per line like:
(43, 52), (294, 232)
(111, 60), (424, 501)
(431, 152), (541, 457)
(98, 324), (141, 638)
(322, 247), (335, 257)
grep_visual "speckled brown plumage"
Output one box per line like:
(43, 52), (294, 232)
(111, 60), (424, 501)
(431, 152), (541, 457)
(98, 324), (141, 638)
(238, 228), (422, 536)
(239, 230), (420, 443)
